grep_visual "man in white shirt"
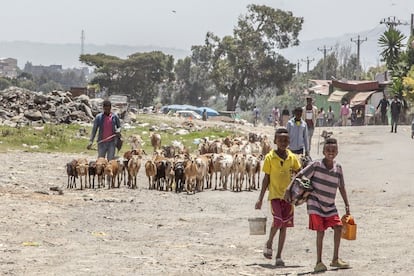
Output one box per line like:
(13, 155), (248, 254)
(303, 97), (318, 153)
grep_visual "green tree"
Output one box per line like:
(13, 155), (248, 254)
(364, 64), (387, 80)
(80, 53), (123, 94)
(0, 77), (11, 90)
(378, 28), (406, 71)
(403, 65), (414, 103)
(80, 51), (174, 107)
(39, 80), (63, 93)
(192, 5), (303, 110)
(18, 79), (37, 91)
(310, 53), (338, 80)
(172, 56), (213, 106)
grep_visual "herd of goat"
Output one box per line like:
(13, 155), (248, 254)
(66, 132), (280, 194)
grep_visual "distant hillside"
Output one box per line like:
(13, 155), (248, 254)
(0, 41), (190, 69)
(0, 24), (411, 71)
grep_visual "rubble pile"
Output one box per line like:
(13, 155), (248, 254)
(0, 86), (103, 126)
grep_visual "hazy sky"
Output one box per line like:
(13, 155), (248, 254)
(1, 0), (413, 49)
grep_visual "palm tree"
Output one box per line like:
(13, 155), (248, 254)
(378, 28), (406, 71)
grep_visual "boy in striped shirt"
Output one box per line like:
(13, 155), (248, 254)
(296, 138), (351, 272)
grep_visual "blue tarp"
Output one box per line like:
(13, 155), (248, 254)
(162, 105), (219, 116)
(195, 107), (219, 116)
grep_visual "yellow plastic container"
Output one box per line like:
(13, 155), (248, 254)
(248, 217), (267, 235)
(341, 214), (357, 240)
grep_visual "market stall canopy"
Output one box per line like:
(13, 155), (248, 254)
(327, 90), (348, 102)
(350, 91), (377, 106)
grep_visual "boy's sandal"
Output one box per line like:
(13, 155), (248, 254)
(330, 258), (350, 269)
(314, 262), (327, 273)
(275, 258), (285, 267)
(263, 245), (272, 259)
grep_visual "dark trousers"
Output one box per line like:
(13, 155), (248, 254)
(391, 115), (399, 132)
(381, 112), (387, 125)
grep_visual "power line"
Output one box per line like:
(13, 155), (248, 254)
(317, 46), (333, 80)
(350, 35), (367, 80)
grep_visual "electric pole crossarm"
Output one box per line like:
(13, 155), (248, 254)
(317, 46), (332, 80)
(351, 35), (367, 80)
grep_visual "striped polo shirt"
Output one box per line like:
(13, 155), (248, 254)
(299, 160), (345, 217)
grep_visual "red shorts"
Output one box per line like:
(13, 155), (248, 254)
(271, 199), (294, 228)
(309, 214), (342, 231)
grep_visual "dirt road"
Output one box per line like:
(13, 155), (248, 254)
(0, 123), (413, 275)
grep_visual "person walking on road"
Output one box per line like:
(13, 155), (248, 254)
(390, 95), (402, 133)
(340, 101), (350, 127)
(376, 95), (390, 125)
(281, 105), (290, 127)
(295, 138), (351, 272)
(287, 107), (310, 156)
(87, 100), (122, 160)
(303, 97), (318, 152)
(253, 106), (260, 127)
(255, 127), (301, 267)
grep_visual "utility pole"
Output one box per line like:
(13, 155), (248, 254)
(317, 45), (332, 80)
(296, 60), (301, 75)
(301, 56), (314, 89)
(81, 30), (85, 56)
(380, 16), (408, 30)
(351, 35), (367, 80)
(411, 13), (414, 36)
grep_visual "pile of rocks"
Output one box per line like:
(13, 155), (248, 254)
(0, 86), (103, 127)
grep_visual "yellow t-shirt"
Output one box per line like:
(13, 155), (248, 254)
(262, 149), (301, 200)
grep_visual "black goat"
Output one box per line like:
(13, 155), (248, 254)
(66, 159), (78, 189)
(174, 161), (185, 193)
(88, 161), (97, 189)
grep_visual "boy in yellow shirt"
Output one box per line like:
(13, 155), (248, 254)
(255, 127), (301, 266)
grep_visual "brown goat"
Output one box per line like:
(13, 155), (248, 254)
(76, 158), (89, 190)
(150, 133), (161, 152)
(104, 160), (120, 189)
(127, 155), (141, 189)
(145, 160), (157, 190)
(95, 157), (108, 188)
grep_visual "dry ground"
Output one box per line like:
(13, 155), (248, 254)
(0, 122), (414, 275)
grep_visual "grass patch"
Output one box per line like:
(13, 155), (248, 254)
(0, 124), (89, 153)
(0, 119), (239, 155)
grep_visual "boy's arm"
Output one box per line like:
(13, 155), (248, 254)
(303, 125), (309, 155)
(339, 185), (350, 215)
(87, 115), (99, 149)
(255, 174), (270, 210)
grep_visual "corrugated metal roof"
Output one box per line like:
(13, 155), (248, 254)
(327, 90), (348, 102)
(350, 91), (377, 106)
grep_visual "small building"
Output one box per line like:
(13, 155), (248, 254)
(0, 58), (18, 78)
(309, 78), (390, 125)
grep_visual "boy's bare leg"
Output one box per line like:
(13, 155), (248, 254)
(332, 226), (342, 261)
(316, 231), (325, 263)
(275, 227), (286, 259)
(266, 226), (279, 250)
